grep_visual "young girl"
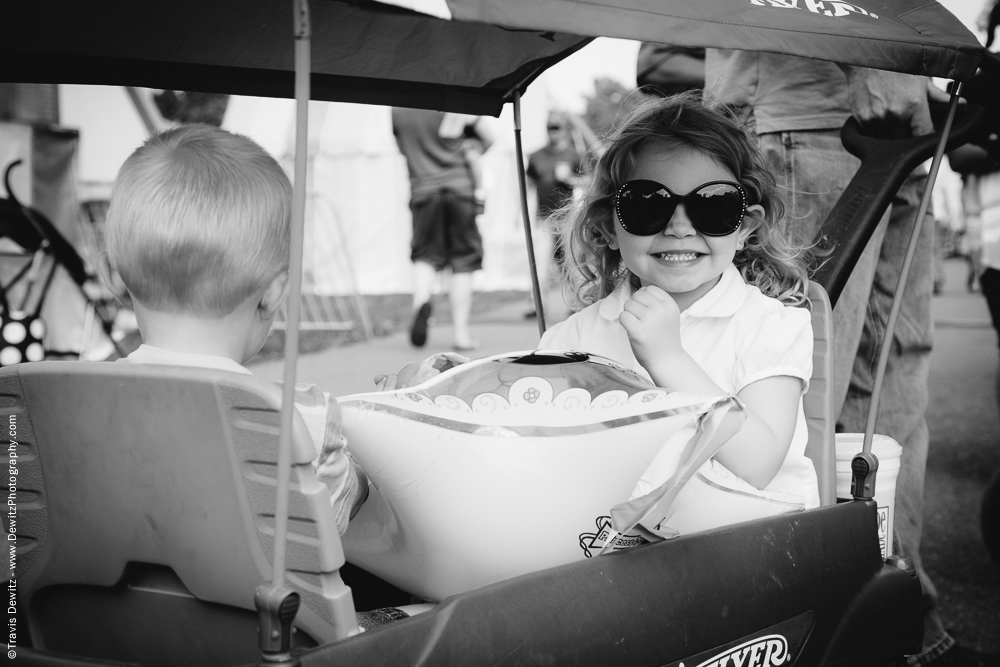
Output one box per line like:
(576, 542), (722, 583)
(541, 93), (819, 507)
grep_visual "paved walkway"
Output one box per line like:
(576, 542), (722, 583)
(924, 259), (999, 655)
(249, 299), (545, 395)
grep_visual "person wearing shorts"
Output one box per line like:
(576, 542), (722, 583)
(392, 107), (490, 351)
(409, 189), (483, 275)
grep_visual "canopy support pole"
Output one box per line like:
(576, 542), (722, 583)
(254, 1), (312, 664)
(861, 83), (963, 458)
(272, 0), (311, 591)
(513, 91), (547, 337)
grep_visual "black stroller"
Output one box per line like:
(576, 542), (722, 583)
(0, 159), (128, 364)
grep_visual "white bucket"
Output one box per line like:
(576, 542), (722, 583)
(835, 433), (902, 559)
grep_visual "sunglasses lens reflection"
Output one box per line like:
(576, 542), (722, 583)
(617, 184), (676, 235)
(685, 183), (744, 236)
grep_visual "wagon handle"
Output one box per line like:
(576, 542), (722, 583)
(812, 102), (986, 305)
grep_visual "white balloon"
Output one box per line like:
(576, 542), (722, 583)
(339, 350), (756, 601)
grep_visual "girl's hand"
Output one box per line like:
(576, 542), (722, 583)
(619, 285), (683, 372)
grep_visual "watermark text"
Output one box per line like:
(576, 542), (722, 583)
(7, 415), (18, 659)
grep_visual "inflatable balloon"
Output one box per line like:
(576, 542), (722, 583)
(339, 350), (773, 601)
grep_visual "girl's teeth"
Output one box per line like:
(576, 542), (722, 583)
(658, 252), (698, 261)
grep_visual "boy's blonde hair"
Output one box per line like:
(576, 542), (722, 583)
(105, 124), (292, 316)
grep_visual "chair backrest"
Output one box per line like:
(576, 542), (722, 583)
(804, 281), (836, 506)
(2, 361), (357, 666)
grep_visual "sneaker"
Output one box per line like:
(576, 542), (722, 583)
(409, 302), (432, 347)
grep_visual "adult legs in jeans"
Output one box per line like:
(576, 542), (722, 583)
(760, 129), (951, 664)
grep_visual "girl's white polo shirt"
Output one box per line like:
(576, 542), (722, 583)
(539, 265), (819, 508)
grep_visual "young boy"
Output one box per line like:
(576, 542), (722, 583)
(98, 124), (367, 534)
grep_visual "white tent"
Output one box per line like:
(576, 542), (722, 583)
(223, 95), (553, 295)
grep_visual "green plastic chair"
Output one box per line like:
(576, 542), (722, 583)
(2, 361), (362, 666)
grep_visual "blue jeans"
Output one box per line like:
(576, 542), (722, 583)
(760, 129), (952, 665)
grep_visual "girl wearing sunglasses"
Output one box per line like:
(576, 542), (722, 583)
(540, 93), (818, 506)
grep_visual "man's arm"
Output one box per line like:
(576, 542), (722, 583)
(837, 65), (946, 138)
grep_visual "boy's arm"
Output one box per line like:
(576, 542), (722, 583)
(348, 456), (369, 519)
(313, 393), (369, 533)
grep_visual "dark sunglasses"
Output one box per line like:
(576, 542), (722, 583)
(613, 179), (748, 237)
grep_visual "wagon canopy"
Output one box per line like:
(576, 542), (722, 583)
(0, 0), (591, 117)
(442, 0), (985, 82)
(0, 0), (983, 118)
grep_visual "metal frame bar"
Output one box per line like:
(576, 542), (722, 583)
(861, 84), (964, 456)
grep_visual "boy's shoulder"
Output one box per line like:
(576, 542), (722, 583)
(120, 345), (254, 375)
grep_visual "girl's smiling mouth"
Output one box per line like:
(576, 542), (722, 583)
(652, 250), (703, 262)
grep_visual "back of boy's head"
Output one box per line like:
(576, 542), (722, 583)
(106, 124), (292, 316)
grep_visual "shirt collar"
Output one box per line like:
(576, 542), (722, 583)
(598, 265), (749, 321)
(125, 344), (254, 375)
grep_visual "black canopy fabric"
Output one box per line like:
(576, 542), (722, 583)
(2, 0), (983, 117)
(448, 0), (984, 81)
(1, 1), (591, 117)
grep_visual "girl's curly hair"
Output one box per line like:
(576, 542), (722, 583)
(555, 92), (809, 309)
